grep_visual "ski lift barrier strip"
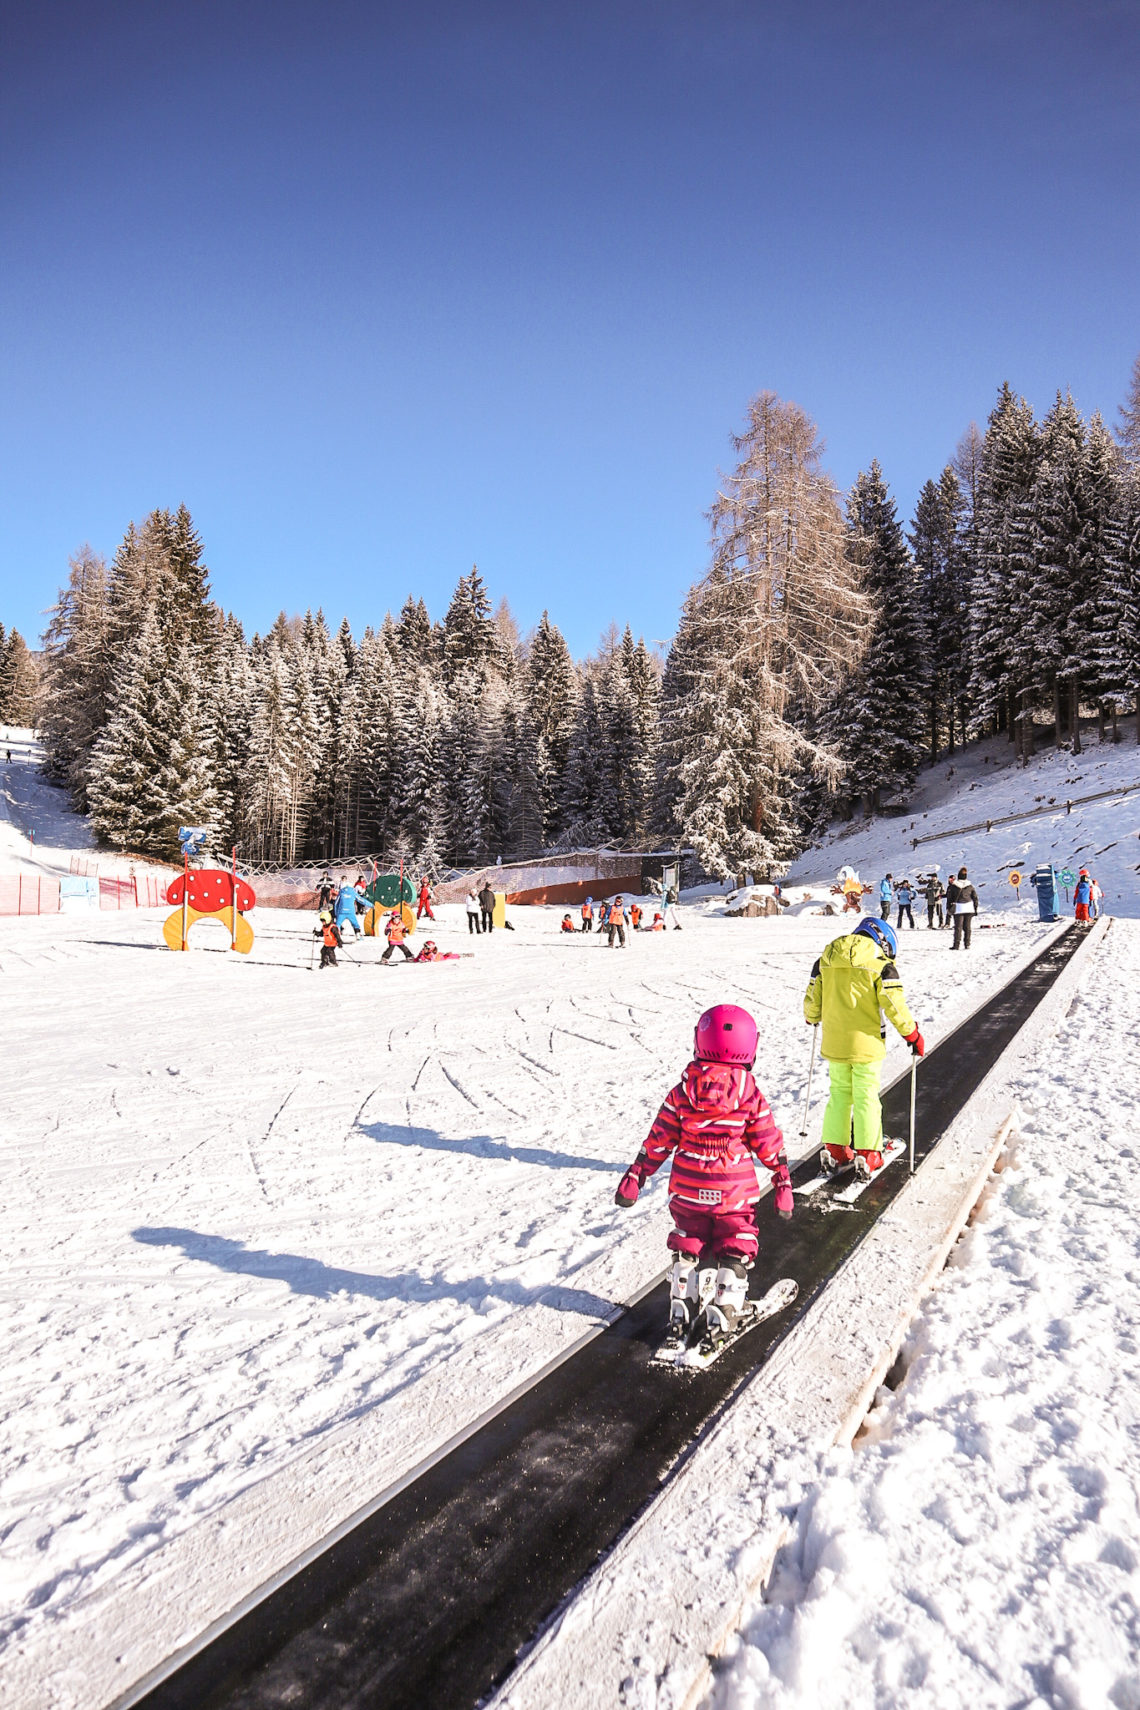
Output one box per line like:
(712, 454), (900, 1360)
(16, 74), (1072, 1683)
(910, 780), (1140, 848)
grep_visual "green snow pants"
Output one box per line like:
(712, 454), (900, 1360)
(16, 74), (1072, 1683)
(821, 1060), (883, 1153)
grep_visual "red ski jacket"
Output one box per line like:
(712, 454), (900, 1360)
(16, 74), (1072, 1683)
(634, 1059), (784, 1213)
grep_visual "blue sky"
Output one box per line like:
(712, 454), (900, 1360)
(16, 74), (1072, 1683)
(2, 0), (1138, 657)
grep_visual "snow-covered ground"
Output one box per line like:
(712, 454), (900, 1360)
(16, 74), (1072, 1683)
(707, 916), (1140, 1710)
(5, 735), (1140, 1709)
(787, 729), (1140, 921)
(1, 878), (1050, 1692)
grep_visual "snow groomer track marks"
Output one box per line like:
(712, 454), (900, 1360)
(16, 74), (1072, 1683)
(128, 925), (1088, 1710)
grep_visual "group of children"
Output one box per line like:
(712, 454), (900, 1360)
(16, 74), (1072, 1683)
(615, 911), (921, 1348)
(1073, 868), (1103, 921)
(561, 892), (680, 942)
(313, 903), (455, 968)
(562, 895), (667, 943)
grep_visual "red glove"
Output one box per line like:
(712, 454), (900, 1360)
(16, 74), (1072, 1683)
(771, 1158), (793, 1220)
(905, 1028), (925, 1058)
(614, 1167), (644, 1207)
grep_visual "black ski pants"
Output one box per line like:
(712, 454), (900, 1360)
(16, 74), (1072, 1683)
(481, 908), (494, 932)
(381, 942), (414, 962)
(952, 913), (973, 949)
(927, 905), (943, 929)
(898, 905), (915, 929)
(320, 946), (337, 968)
(608, 924), (626, 948)
(467, 913), (481, 934)
(880, 902), (892, 920)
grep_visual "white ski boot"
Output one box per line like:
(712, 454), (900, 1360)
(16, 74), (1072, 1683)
(703, 1259), (750, 1345)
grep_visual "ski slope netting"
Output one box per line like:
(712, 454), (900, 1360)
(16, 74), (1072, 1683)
(0, 903), (1051, 1668)
(787, 731), (1140, 920)
(707, 919), (1140, 1710)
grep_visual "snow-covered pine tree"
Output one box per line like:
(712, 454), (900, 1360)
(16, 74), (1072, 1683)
(560, 670), (607, 846)
(87, 606), (167, 851)
(970, 384), (1041, 747)
(1116, 352), (1140, 466)
(1074, 415), (1133, 744)
(442, 566), (497, 688)
(0, 630), (39, 726)
(1024, 392), (1087, 753)
(166, 503), (214, 649)
(523, 612), (578, 845)
(354, 626), (402, 854)
(212, 617), (257, 855)
(442, 664), (493, 861)
(840, 463), (928, 811)
(396, 596), (436, 671)
(909, 468), (966, 759)
(1118, 469), (1140, 742)
(394, 664), (447, 867)
(40, 547), (112, 806)
(622, 632), (660, 843)
(146, 642), (220, 857)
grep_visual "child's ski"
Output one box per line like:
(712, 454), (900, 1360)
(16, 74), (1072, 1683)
(794, 1154), (856, 1196)
(829, 1137), (906, 1205)
(654, 1277), (798, 1370)
(796, 1138), (906, 1204)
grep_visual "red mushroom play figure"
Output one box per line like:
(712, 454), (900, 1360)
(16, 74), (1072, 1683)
(163, 868), (257, 953)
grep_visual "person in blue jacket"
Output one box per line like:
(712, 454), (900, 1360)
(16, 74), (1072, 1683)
(878, 874), (894, 921)
(334, 872), (363, 937)
(895, 879), (916, 929)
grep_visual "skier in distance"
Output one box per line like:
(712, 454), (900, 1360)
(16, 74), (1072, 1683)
(613, 1005), (793, 1349)
(803, 918), (923, 1179)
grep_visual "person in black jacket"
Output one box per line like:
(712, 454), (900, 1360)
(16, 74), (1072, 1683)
(479, 882), (496, 933)
(950, 867), (980, 949)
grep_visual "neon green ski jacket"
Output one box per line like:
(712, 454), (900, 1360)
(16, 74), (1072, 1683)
(802, 932), (916, 1063)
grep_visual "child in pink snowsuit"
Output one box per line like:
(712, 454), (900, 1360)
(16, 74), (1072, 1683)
(614, 1004), (793, 1342)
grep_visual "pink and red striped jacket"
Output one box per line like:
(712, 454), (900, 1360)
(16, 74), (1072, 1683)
(635, 1059), (784, 1213)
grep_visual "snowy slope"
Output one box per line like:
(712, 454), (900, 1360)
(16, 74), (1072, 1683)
(787, 731), (1140, 920)
(0, 892), (1054, 1704)
(707, 917), (1140, 1710)
(0, 731), (96, 875)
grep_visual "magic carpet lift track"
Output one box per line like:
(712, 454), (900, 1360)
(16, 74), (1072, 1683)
(121, 925), (1088, 1710)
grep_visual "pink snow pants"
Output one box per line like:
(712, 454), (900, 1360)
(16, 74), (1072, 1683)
(667, 1200), (758, 1263)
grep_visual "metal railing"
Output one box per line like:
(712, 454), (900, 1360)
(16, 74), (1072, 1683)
(910, 781), (1140, 849)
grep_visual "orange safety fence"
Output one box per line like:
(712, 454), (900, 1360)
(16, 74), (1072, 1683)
(0, 875), (62, 916)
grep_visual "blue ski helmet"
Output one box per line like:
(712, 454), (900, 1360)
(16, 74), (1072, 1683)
(854, 917), (898, 959)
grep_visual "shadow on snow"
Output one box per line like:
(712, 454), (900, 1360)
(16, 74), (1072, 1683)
(131, 1226), (616, 1319)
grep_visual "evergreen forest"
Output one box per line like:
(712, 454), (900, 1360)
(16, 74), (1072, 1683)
(22, 359), (1140, 879)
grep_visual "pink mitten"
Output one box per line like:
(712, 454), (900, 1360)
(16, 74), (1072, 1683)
(614, 1169), (642, 1207)
(772, 1161), (794, 1221)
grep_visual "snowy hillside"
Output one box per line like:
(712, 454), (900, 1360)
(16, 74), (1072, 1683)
(0, 729), (96, 875)
(788, 731), (1140, 919)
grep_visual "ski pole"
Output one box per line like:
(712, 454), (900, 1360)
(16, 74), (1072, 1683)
(308, 931), (316, 971)
(908, 1051), (918, 1175)
(799, 1025), (819, 1137)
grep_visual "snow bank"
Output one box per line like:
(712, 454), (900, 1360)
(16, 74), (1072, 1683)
(709, 918), (1140, 1710)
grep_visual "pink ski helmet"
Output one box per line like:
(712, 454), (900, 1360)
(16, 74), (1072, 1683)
(694, 1004), (758, 1065)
